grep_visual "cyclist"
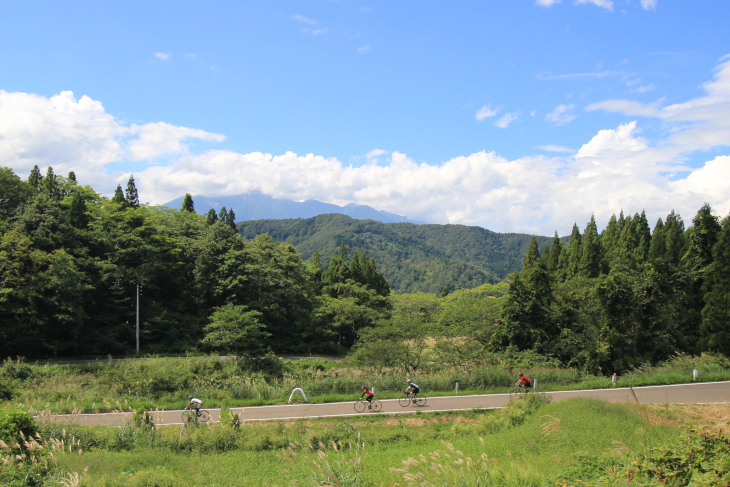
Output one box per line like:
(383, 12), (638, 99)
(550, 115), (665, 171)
(360, 385), (375, 408)
(405, 379), (420, 398)
(515, 373), (532, 391)
(185, 396), (203, 416)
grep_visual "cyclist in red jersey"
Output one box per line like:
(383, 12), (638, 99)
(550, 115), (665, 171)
(360, 386), (374, 408)
(515, 373), (531, 390)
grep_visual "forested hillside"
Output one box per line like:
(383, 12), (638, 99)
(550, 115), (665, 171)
(237, 214), (555, 293)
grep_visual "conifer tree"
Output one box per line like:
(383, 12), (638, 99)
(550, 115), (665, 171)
(664, 210), (686, 268)
(565, 223), (582, 279)
(218, 206), (228, 222)
(522, 236), (541, 272)
(181, 193), (195, 212)
(111, 184), (126, 206)
(700, 215), (730, 356)
(634, 210), (651, 265)
(68, 171), (77, 184)
(601, 214), (620, 273)
(547, 231), (562, 273)
(125, 175), (140, 208)
(227, 208), (237, 231)
(649, 218), (666, 264)
(685, 203), (721, 273)
(205, 208), (218, 225)
(43, 166), (62, 200)
(615, 214), (638, 270)
(28, 165), (43, 191)
(67, 192), (88, 229)
(579, 215), (602, 278)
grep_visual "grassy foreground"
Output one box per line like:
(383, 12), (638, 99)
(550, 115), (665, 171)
(3, 397), (729, 486)
(2, 353), (730, 415)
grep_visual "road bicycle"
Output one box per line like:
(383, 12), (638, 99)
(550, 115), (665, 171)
(509, 385), (532, 398)
(399, 393), (427, 407)
(354, 398), (382, 412)
(181, 409), (211, 423)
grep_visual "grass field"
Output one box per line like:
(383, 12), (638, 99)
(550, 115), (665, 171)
(23, 396), (725, 486)
(3, 353), (729, 415)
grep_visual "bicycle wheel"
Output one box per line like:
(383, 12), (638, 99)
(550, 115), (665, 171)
(371, 400), (382, 412)
(181, 410), (193, 423)
(198, 410), (211, 423)
(399, 395), (411, 407)
(414, 396), (426, 407)
(354, 400), (366, 413)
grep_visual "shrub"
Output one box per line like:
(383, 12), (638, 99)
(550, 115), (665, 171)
(0, 407), (36, 443)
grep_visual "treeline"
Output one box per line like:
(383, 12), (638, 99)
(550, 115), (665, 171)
(237, 214), (554, 294)
(0, 167), (390, 359)
(498, 207), (730, 372)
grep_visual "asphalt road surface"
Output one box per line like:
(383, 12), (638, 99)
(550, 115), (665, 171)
(49, 381), (730, 427)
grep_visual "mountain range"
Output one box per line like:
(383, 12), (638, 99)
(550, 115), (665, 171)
(236, 214), (555, 294)
(162, 192), (421, 224)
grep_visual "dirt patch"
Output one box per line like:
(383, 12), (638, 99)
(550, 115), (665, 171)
(643, 403), (730, 431)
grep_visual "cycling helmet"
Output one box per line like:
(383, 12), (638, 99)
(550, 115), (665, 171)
(188, 395), (193, 400)
(518, 372), (524, 377)
(406, 379), (411, 383)
(361, 385), (366, 389)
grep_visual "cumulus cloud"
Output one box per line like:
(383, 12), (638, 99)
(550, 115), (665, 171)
(536, 0), (561, 6)
(475, 104), (499, 121)
(0, 90), (224, 192)
(2, 56), (730, 235)
(545, 104), (578, 126)
(641, 0), (657, 10)
(495, 112), (520, 128)
(358, 44), (371, 54)
(539, 145), (575, 153)
(154, 52), (172, 61)
(575, 0), (613, 11)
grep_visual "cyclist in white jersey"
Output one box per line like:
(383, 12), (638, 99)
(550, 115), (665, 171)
(405, 379), (420, 398)
(186, 396), (203, 416)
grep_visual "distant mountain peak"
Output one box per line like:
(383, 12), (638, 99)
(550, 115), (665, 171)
(162, 192), (422, 224)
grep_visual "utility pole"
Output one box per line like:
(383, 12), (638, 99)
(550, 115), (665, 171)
(136, 284), (140, 355)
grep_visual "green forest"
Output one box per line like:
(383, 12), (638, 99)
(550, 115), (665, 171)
(237, 214), (555, 294)
(2, 165), (730, 375)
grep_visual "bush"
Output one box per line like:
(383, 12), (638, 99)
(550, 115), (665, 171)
(0, 380), (14, 400)
(0, 407), (36, 443)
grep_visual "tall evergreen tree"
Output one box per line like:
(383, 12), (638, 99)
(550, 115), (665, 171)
(28, 165), (44, 191)
(664, 210), (686, 268)
(181, 193), (195, 212)
(111, 184), (126, 206)
(684, 203), (721, 273)
(218, 206), (228, 222)
(43, 166), (62, 201)
(700, 215), (730, 355)
(125, 175), (140, 208)
(565, 223), (583, 279)
(547, 231), (562, 273)
(205, 208), (218, 225)
(579, 215), (602, 278)
(601, 214), (620, 273)
(227, 208), (237, 231)
(68, 171), (77, 185)
(66, 192), (88, 229)
(522, 236), (541, 272)
(614, 214), (638, 270)
(649, 218), (666, 264)
(634, 210), (651, 266)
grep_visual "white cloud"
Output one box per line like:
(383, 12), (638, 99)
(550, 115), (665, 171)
(640, 0), (657, 10)
(0, 90), (224, 193)
(538, 145), (575, 153)
(292, 14), (316, 25)
(575, 0), (613, 11)
(154, 52), (172, 61)
(475, 104), (499, 121)
(495, 112), (520, 128)
(358, 45), (371, 54)
(536, 0), (561, 6)
(2, 57), (730, 236)
(545, 104), (578, 126)
(637, 84), (656, 93)
(301, 28), (328, 35)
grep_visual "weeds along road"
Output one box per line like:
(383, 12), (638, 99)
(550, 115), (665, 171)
(50, 381), (730, 427)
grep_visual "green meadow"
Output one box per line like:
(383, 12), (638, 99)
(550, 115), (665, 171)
(5, 395), (730, 486)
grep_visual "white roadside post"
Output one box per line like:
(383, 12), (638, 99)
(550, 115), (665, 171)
(693, 369), (699, 380)
(455, 382), (459, 394)
(533, 379), (537, 390)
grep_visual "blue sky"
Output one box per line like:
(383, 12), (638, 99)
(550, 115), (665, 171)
(1, 1), (729, 235)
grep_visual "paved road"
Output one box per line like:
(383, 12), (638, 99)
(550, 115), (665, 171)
(49, 381), (730, 427)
